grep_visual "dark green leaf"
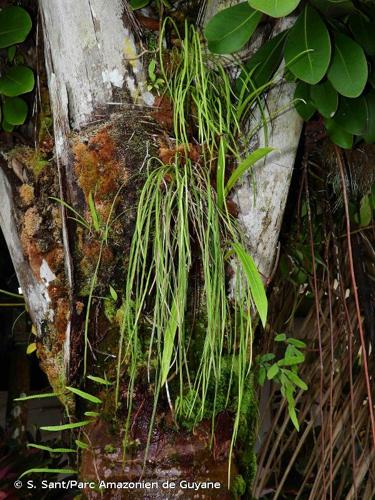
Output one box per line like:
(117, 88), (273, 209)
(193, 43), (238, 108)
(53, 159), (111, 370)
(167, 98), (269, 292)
(285, 6), (331, 84)
(349, 13), (375, 56)
(359, 195), (372, 226)
(7, 46), (16, 63)
(310, 80), (338, 118)
(2, 120), (14, 133)
(3, 97), (27, 125)
(0, 65), (34, 96)
(129, 0), (150, 9)
(327, 33), (368, 98)
(205, 3), (262, 54)
(0, 6), (32, 48)
(324, 117), (353, 148)
(236, 31), (287, 92)
(310, 0), (355, 17)
(248, 0), (301, 17)
(294, 82), (316, 120)
(334, 96), (368, 135)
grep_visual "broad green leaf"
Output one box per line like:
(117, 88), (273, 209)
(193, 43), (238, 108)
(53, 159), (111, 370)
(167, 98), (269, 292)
(0, 65), (34, 96)
(3, 96), (27, 125)
(310, 80), (338, 118)
(205, 3), (262, 54)
(294, 82), (316, 120)
(267, 364), (279, 380)
(360, 195), (372, 227)
(324, 117), (353, 149)
(285, 6), (331, 84)
(349, 13), (375, 56)
(236, 31), (287, 92)
(327, 33), (368, 98)
(27, 444), (76, 453)
(284, 370), (308, 390)
(19, 468), (77, 479)
(0, 6), (32, 48)
(87, 374), (112, 386)
(232, 242), (268, 327)
(40, 421), (91, 432)
(334, 96), (368, 135)
(248, 0), (301, 17)
(66, 386), (102, 404)
(225, 147), (273, 196)
(129, 0), (150, 9)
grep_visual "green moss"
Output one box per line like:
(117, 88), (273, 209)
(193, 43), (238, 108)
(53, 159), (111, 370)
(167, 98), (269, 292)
(230, 475), (246, 498)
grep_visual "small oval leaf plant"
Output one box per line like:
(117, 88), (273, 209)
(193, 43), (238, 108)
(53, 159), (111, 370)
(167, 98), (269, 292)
(0, 6), (34, 132)
(205, 0), (375, 149)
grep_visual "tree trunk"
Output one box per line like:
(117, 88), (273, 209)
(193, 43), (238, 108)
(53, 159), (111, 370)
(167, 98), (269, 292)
(0, 1), (302, 497)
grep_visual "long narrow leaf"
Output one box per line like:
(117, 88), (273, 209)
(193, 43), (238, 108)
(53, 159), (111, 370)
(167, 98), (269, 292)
(66, 386), (102, 404)
(27, 444), (76, 453)
(225, 147), (273, 196)
(40, 420), (91, 432)
(14, 392), (59, 402)
(232, 242), (268, 327)
(19, 468), (77, 479)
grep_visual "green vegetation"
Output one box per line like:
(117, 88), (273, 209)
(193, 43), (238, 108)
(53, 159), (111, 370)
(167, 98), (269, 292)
(0, 6), (34, 131)
(205, 0), (375, 148)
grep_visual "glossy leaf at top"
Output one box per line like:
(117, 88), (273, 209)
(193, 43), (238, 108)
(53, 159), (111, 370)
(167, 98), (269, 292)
(285, 6), (331, 84)
(248, 0), (301, 18)
(236, 31), (287, 92)
(0, 65), (34, 97)
(0, 6), (32, 48)
(327, 33), (368, 98)
(205, 2), (262, 54)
